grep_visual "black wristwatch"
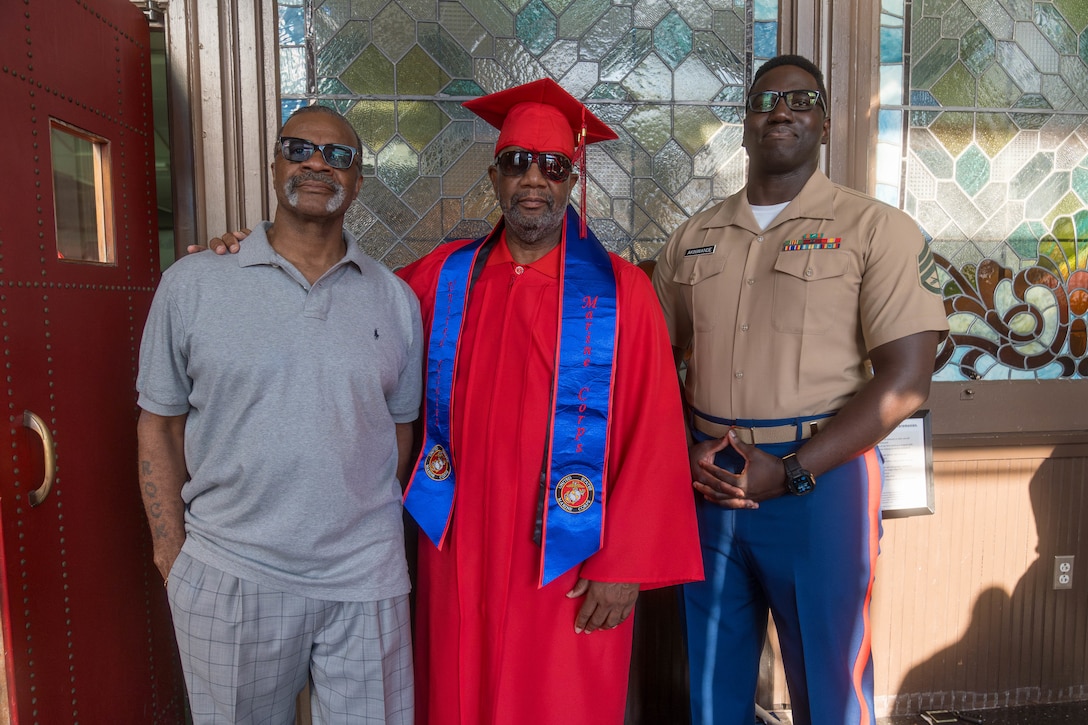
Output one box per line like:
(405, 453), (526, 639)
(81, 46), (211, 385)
(782, 453), (816, 496)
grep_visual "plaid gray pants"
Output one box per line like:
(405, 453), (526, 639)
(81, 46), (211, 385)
(167, 550), (413, 724)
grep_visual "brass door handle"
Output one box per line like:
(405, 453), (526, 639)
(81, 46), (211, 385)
(23, 410), (57, 507)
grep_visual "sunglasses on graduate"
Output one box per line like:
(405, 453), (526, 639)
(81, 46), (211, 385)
(495, 150), (574, 183)
(278, 136), (359, 170)
(747, 89), (826, 114)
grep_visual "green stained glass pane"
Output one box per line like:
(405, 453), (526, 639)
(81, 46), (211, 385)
(975, 112), (1017, 157)
(347, 100), (397, 150)
(956, 145), (990, 197)
(931, 62), (976, 107)
(674, 105), (723, 155)
(317, 76), (350, 95)
(342, 46), (395, 95)
(398, 101), (450, 151)
(1055, 0), (1088, 32)
(438, 3), (492, 59)
(960, 23), (996, 76)
(1007, 222), (1040, 258)
(589, 82), (628, 100)
(601, 28), (652, 82)
(517, 0), (557, 55)
(444, 80), (485, 97)
(397, 46), (451, 95)
(977, 64), (1020, 108)
(317, 21), (370, 78)
(1035, 3), (1078, 54)
(559, 0), (610, 38)
(280, 47), (307, 95)
(929, 111), (975, 157)
(417, 24), (474, 80)
(654, 11), (693, 69)
(373, 4), (416, 61)
(912, 38), (960, 90)
(314, 0), (351, 49)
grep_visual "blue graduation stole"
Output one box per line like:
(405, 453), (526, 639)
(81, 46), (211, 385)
(403, 207), (618, 586)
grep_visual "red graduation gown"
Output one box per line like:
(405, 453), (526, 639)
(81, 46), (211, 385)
(398, 234), (702, 725)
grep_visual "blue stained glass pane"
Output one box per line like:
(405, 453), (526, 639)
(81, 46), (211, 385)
(753, 0), (776, 22)
(878, 108), (903, 142)
(281, 99), (307, 124)
(880, 26), (903, 63)
(754, 22), (777, 59)
(910, 90), (938, 107)
(279, 6), (306, 45)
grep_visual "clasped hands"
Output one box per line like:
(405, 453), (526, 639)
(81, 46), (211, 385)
(690, 429), (789, 509)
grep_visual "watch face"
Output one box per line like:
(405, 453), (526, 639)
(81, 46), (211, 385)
(790, 474), (816, 495)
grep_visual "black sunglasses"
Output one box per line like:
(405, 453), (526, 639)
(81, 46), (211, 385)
(495, 151), (574, 183)
(278, 136), (359, 170)
(747, 90), (826, 114)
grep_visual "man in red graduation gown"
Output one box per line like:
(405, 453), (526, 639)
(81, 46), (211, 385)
(397, 79), (702, 725)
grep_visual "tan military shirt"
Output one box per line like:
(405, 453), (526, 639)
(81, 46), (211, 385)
(653, 170), (948, 420)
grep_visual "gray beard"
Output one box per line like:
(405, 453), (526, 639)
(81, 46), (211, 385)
(502, 192), (567, 243)
(284, 173), (346, 214)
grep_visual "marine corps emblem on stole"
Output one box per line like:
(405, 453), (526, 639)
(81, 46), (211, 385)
(424, 445), (451, 480)
(555, 473), (595, 513)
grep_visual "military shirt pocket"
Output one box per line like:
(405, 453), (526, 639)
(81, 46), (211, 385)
(771, 250), (850, 334)
(673, 251), (728, 332)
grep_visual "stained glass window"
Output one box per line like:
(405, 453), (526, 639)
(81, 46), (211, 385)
(276, 0), (777, 270)
(881, 0), (1088, 381)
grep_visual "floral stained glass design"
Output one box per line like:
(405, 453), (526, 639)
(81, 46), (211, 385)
(277, 0), (778, 272)
(881, 0), (1088, 380)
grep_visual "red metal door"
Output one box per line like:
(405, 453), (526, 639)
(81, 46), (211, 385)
(0, 1), (185, 722)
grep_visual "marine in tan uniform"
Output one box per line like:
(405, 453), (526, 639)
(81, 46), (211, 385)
(653, 54), (948, 725)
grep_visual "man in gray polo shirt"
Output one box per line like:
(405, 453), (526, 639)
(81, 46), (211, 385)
(136, 105), (422, 724)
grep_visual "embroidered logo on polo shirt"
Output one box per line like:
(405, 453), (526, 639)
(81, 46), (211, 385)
(782, 233), (841, 251)
(684, 245), (716, 256)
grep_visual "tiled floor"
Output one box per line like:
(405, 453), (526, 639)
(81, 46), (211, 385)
(755, 701), (1088, 724)
(876, 701), (1088, 724)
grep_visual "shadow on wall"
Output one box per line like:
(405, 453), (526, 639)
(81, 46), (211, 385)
(897, 463), (1088, 712)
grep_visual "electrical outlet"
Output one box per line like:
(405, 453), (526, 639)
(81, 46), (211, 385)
(1054, 555), (1074, 590)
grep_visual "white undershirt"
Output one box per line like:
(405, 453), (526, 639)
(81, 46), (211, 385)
(749, 201), (790, 231)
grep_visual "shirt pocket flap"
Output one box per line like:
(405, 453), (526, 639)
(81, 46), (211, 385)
(673, 250), (728, 286)
(773, 249), (849, 282)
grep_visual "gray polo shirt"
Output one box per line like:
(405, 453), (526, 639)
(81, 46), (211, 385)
(137, 222), (422, 601)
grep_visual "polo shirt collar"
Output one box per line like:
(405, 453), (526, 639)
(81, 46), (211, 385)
(237, 220), (365, 272)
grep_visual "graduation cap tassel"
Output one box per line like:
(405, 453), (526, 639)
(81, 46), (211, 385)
(579, 107), (588, 239)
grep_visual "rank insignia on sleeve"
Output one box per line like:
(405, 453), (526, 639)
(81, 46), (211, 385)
(424, 445), (452, 481)
(555, 473), (595, 514)
(783, 232), (841, 251)
(918, 244), (942, 294)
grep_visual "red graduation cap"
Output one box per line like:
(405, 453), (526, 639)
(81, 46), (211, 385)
(463, 78), (618, 236)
